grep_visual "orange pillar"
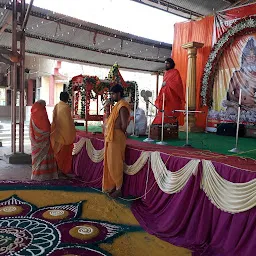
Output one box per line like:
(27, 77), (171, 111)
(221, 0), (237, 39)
(27, 79), (34, 106)
(49, 75), (55, 106)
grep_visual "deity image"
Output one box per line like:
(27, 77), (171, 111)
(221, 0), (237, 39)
(219, 37), (256, 123)
(226, 37), (256, 107)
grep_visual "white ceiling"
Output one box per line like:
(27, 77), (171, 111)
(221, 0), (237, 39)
(130, 0), (256, 19)
(0, 0), (172, 73)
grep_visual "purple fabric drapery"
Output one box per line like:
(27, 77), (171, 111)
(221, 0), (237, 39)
(72, 136), (256, 256)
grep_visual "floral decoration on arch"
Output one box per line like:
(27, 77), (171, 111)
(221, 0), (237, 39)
(200, 16), (256, 107)
(66, 63), (139, 118)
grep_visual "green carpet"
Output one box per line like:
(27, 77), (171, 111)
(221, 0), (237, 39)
(76, 125), (102, 133)
(134, 132), (256, 160)
(76, 126), (256, 160)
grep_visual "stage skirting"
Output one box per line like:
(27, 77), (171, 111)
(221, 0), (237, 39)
(73, 132), (256, 256)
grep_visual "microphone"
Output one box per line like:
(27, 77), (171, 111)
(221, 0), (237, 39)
(100, 99), (113, 111)
(172, 110), (205, 113)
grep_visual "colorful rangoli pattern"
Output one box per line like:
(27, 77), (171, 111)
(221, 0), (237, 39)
(0, 195), (136, 256)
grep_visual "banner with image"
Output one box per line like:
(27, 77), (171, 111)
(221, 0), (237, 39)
(213, 3), (256, 43)
(207, 4), (256, 129)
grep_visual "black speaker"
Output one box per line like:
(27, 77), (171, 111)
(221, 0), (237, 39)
(216, 123), (245, 137)
(74, 122), (84, 127)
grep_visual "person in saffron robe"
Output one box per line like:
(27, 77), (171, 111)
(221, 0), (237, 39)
(103, 84), (130, 198)
(30, 100), (58, 181)
(152, 58), (185, 124)
(51, 92), (76, 175)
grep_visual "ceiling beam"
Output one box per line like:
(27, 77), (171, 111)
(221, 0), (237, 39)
(3, 28), (166, 63)
(0, 14), (11, 35)
(0, 3), (172, 50)
(0, 46), (163, 73)
(0, 54), (12, 65)
(223, 0), (238, 3)
(21, 0), (34, 32)
(130, 0), (203, 19)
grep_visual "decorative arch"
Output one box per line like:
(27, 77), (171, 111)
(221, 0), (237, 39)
(200, 16), (256, 107)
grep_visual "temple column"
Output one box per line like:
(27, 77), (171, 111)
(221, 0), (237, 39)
(182, 42), (204, 132)
(49, 75), (55, 107)
(27, 79), (34, 106)
(156, 72), (159, 96)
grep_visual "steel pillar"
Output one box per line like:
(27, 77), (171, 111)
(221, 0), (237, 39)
(11, 0), (18, 154)
(19, 0), (26, 153)
(156, 72), (159, 96)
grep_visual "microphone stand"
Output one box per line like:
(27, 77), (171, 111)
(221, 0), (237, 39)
(143, 114), (155, 143)
(156, 93), (167, 145)
(131, 83), (139, 138)
(144, 98), (177, 145)
(147, 99), (176, 120)
(173, 110), (204, 148)
(173, 85), (204, 148)
(229, 88), (242, 153)
(142, 97), (154, 143)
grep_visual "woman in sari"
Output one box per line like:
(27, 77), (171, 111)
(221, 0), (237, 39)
(30, 100), (58, 181)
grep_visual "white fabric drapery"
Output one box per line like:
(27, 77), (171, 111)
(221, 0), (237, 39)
(124, 152), (150, 175)
(85, 139), (104, 163)
(73, 137), (256, 213)
(72, 137), (87, 156)
(73, 138), (150, 173)
(151, 152), (200, 194)
(201, 160), (256, 213)
(73, 138), (104, 163)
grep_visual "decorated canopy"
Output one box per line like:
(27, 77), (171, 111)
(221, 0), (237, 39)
(67, 63), (138, 120)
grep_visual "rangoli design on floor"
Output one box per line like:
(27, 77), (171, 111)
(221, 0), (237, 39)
(0, 195), (137, 256)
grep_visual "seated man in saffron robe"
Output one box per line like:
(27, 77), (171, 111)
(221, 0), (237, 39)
(51, 92), (76, 175)
(30, 100), (58, 181)
(153, 58), (185, 124)
(103, 84), (130, 198)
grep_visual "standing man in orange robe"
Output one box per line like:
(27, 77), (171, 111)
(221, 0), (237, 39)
(103, 84), (130, 198)
(51, 92), (76, 175)
(153, 58), (185, 124)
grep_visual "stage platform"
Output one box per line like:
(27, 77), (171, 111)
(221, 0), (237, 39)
(76, 126), (256, 163)
(72, 130), (256, 256)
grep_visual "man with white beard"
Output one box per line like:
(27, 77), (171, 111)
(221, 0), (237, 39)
(126, 101), (147, 136)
